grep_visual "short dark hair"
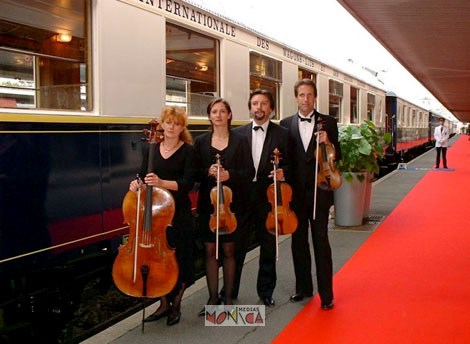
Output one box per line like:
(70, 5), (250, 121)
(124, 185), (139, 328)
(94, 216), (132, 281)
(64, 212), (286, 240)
(248, 89), (275, 110)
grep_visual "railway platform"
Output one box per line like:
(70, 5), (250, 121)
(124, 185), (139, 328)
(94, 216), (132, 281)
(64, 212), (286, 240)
(83, 135), (462, 344)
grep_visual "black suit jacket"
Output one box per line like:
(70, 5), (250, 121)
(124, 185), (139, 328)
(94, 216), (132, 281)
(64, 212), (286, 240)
(233, 121), (289, 185)
(280, 110), (341, 211)
(233, 121), (289, 213)
(193, 130), (254, 216)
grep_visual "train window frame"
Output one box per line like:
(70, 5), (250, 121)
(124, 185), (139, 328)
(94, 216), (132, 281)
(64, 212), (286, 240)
(350, 86), (359, 124)
(328, 79), (343, 121)
(165, 22), (218, 117)
(298, 68), (316, 82)
(367, 93), (376, 122)
(0, 0), (91, 112)
(249, 51), (281, 120)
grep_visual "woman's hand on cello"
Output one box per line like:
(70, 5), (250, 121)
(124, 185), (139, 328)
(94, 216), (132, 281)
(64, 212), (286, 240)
(129, 179), (143, 192)
(144, 173), (161, 187)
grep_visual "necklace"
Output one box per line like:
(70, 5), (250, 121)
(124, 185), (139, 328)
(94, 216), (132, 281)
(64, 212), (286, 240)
(162, 140), (180, 153)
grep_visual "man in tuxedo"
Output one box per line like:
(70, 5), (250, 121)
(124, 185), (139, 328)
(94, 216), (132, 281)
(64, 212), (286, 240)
(280, 79), (341, 310)
(231, 89), (288, 307)
(434, 117), (449, 168)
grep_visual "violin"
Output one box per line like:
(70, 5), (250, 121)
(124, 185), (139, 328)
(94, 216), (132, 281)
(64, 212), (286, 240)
(315, 119), (342, 191)
(209, 153), (237, 236)
(112, 119), (178, 299)
(265, 148), (298, 237)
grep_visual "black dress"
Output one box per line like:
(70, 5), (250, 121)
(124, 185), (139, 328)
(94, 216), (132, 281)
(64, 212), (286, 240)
(140, 142), (195, 288)
(193, 131), (254, 243)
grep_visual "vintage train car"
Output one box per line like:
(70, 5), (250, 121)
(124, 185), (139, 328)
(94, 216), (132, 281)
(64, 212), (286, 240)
(0, 0), (436, 342)
(382, 92), (456, 171)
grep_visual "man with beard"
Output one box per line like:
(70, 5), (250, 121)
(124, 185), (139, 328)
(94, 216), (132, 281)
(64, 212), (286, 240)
(228, 89), (288, 307)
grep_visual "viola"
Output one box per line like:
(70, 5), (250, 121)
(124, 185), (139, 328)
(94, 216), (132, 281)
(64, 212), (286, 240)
(265, 148), (298, 237)
(315, 119), (342, 191)
(112, 119), (178, 298)
(209, 153), (237, 235)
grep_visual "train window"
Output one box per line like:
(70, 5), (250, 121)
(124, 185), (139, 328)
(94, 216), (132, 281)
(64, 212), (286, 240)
(250, 52), (281, 120)
(367, 93), (376, 121)
(0, 1), (90, 111)
(298, 68), (316, 82)
(328, 79), (343, 121)
(350, 86), (359, 124)
(166, 23), (218, 117)
(398, 105), (404, 127)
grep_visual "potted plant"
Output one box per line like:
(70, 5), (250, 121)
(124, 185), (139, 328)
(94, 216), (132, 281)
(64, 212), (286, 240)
(334, 120), (391, 226)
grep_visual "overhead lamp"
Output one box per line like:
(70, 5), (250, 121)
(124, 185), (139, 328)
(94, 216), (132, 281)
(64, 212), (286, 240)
(56, 33), (72, 43)
(196, 65), (208, 72)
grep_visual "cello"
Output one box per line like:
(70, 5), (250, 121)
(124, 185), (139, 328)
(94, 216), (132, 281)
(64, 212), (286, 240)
(112, 119), (178, 300)
(209, 153), (237, 259)
(265, 148), (298, 259)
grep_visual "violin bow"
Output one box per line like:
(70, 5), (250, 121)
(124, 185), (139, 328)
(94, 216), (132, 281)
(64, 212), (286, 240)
(272, 155), (279, 261)
(134, 175), (141, 283)
(313, 122), (321, 220)
(215, 155), (220, 260)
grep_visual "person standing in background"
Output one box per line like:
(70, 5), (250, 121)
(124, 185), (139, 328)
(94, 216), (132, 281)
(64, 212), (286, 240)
(434, 117), (449, 168)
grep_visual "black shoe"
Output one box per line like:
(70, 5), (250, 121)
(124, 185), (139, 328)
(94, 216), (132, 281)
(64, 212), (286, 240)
(262, 297), (275, 307)
(198, 307), (206, 317)
(289, 292), (313, 303)
(167, 311), (181, 326)
(198, 298), (222, 316)
(144, 309), (170, 322)
(321, 301), (334, 310)
(218, 290), (237, 302)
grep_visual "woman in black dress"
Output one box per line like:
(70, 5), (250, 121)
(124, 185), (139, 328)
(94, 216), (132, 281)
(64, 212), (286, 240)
(194, 98), (254, 314)
(129, 107), (194, 326)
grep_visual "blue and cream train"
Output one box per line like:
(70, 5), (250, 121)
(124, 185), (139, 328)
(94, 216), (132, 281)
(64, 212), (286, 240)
(0, 0), (455, 342)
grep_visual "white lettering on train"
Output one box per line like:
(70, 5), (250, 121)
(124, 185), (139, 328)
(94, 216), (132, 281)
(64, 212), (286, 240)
(138, 0), (236, 37)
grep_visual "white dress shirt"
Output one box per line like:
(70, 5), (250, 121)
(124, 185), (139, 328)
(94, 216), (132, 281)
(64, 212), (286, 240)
(252, 121), (268, 181)
(298, 111), (315, 151)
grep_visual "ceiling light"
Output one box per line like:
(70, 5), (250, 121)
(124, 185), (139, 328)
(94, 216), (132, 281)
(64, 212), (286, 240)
(56, 33), (72, 43)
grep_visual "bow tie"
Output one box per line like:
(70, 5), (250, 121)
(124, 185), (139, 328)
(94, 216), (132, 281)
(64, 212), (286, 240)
(253, 125), (264, 131)
(298, 115), (312, 123)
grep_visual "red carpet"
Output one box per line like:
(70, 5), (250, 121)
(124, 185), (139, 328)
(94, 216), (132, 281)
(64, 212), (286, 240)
(275, 136), (470, 343)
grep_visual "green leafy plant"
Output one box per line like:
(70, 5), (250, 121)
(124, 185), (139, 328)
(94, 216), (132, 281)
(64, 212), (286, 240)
(336, 120), (392, 183)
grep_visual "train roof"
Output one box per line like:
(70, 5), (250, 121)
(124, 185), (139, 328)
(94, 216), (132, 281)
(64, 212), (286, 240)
(338, 0), (470, 124)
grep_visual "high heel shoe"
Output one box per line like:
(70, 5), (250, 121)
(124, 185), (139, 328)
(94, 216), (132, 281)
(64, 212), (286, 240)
(144, 309), (170, 322)
(198, 298), (222, 317)
(167, 311), (181, 326)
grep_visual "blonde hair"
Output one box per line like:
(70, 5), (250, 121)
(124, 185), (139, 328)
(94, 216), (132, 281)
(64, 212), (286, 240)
(160, 106), (193, 144)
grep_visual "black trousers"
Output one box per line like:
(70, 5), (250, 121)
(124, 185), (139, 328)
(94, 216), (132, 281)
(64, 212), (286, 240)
(435, 147), (447, 168)
(291, 193), (333, 304)
(232, 182), (277, 299)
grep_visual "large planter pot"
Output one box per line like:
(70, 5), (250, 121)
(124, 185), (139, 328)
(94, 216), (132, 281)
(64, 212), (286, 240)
(334, 172), (367, 226)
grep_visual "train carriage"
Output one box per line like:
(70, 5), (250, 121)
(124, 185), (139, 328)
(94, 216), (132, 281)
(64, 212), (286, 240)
(0, 0), (447, 342)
